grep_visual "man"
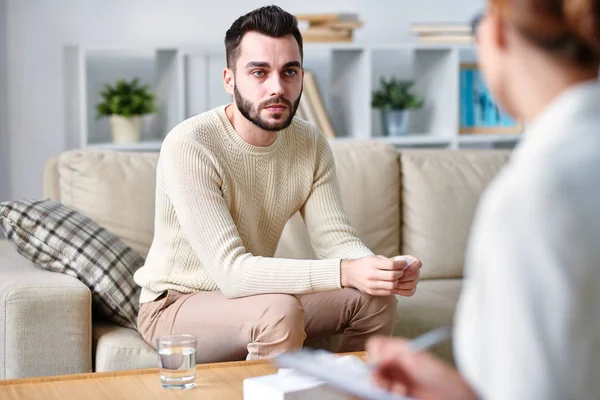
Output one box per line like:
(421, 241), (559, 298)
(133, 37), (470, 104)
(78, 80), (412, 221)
(134, 5), (422, 364)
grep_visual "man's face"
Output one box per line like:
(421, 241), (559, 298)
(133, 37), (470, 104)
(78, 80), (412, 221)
(228, 31), (303, 131)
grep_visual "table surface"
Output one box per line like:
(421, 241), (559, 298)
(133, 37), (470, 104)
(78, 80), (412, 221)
(0, 352), (366, 400)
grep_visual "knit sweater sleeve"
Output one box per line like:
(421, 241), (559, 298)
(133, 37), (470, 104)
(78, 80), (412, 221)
(160, 134), (342, 298)
(300, 133), (374, 259)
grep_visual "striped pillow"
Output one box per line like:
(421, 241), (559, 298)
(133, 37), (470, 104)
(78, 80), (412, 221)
(0, 199), (143, 329)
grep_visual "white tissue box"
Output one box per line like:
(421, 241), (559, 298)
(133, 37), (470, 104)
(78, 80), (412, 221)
(243, 368), (348, 400)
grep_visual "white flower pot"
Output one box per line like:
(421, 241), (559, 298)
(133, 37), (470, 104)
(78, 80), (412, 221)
(109, 115), (142, 144)
(382, 109), (410, 136)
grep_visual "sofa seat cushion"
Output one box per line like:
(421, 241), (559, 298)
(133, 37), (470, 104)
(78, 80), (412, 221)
(93, 280), (462, 373)
(394, 278), (463, 363)
(0, 199), (143, 329)
(93, 323), (158, 372)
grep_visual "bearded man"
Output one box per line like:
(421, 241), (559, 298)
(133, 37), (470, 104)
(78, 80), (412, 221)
(134, 5), (422, 364)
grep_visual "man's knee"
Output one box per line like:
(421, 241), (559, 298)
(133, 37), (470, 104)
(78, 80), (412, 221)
(255, 294), (306, 342)
(353, 291), (398, 333)
(371, 294), (398, 326)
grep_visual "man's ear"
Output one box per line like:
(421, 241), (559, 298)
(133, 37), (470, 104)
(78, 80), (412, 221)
(223, 67), (234, 95)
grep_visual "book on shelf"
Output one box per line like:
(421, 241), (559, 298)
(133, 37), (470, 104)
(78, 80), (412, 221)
(296, 12), (363, 42)
(410, 22), (471, 35)
(299, 70), (336, 139)
(418, 34), (473, 44)
(410, 22), (473, 44)
(298, 94), (316, 126)
(459, 63), (522, 134)
(295, 13), (359, 23)
(295, 98), (306, 120)
(301, 27), (354, 42)
(325, 20), (364, 30)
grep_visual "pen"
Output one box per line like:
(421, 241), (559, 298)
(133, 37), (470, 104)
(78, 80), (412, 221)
(409, 326), (452, 352)
(368, 326), (452, 370)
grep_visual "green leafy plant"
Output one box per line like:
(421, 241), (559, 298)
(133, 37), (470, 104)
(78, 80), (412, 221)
(371, 77), (425, 111)
(96, 78), (158, 119)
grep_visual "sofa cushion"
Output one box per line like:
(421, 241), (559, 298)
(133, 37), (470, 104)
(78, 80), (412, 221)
(58, 150), (159, 258)
(400, 150), (510, 279)
(0, 199), (143, 329)
(55, 141), (400, 262)
(93, 323), (158, 372)
(276, 140), (401, 258)
(394, 278), (463, 363)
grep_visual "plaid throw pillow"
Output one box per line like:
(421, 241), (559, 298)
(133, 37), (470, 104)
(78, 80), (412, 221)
(0, 199), (143, 329)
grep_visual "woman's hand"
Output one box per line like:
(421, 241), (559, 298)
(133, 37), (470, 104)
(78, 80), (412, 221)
(366, 336), (478, 400)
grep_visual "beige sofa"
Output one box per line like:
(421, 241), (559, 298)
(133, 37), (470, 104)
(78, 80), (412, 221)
(0, 139), (510, 379)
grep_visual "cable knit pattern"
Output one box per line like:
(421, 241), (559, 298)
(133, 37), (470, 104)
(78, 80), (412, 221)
(134, 105), (373, 302)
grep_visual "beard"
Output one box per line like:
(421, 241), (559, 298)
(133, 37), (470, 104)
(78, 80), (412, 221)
(234, 85), (301, 132)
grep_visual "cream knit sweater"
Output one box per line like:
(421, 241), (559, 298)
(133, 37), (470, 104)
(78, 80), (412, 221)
(134, 105), (373, 303)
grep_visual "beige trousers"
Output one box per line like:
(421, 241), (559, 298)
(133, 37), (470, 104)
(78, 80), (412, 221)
(137, 288), (398, 363)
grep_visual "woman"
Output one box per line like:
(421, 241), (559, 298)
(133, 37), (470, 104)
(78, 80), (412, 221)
(367, 0), (600, 399)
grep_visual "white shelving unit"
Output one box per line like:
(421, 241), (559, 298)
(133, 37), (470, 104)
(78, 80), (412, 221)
(377, 135), (453, 147)
(64, 41), (523, 151)
(457, 133), (522, 144)
(64, 46), (186, 150)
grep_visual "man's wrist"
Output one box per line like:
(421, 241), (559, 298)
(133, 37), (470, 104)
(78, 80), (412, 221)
(340, 259), (351, 288)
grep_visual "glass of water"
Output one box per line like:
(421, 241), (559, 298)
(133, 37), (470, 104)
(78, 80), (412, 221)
(157, 334), (197, 389)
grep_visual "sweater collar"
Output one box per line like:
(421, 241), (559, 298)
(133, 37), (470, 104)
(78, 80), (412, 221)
(216, 104), (283, 155)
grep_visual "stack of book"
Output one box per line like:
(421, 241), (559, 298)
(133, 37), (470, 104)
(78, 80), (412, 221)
(410, 23), (473, 44)
(296, 71), (336, 139)
(295, 13), (363, 42)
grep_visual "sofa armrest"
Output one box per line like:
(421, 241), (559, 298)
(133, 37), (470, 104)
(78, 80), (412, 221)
(0, 240), (92, 379)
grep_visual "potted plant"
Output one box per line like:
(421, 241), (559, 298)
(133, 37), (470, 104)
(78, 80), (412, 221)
(371, 77), (424, 136)
(96, 78), (158, 144)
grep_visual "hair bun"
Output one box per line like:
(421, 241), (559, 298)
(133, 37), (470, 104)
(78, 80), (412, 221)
(565, 0), (600, 55)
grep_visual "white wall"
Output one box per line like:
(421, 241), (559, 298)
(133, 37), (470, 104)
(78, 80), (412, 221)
(0, 0), (8, 203)
(5, 0), (482, 200)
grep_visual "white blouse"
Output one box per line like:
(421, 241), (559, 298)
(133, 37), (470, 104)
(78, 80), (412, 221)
(454, 80), (600, 399)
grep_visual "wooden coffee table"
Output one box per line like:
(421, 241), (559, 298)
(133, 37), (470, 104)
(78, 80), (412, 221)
(0, 352), (365, 399)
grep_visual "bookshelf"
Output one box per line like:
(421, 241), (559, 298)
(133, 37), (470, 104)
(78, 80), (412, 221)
(64, 41), (523, 151)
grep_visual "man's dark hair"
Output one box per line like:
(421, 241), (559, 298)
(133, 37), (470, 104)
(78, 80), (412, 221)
(224, 5), (304, 70)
